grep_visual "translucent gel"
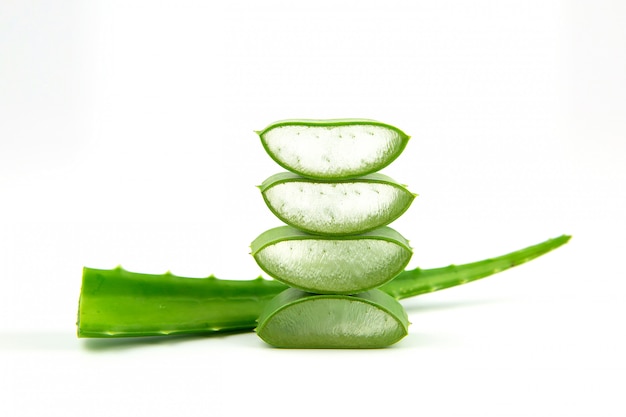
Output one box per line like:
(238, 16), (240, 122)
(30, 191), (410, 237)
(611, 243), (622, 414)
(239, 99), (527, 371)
(264, 181), (411, 234)
(259, 297), (406, 348)
(255, 239), (409, 293)
(264, 124), (402, 177)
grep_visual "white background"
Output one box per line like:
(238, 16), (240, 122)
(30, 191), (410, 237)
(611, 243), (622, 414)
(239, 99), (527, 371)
(1, 1), (625, 416)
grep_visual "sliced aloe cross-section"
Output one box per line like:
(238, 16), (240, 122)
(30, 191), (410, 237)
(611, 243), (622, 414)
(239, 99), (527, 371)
(256, 288), (409, 348)
(256, 119), (410, 179)
(260, 172), (416, 235)
(251, 226), (412, 294)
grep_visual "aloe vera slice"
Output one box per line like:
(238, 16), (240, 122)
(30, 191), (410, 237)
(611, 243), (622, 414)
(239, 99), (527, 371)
(250, 226), (412, 294)
(256, 119), (410, 179)
(256, 288), (409, 348)
(260, 172), (416, 235)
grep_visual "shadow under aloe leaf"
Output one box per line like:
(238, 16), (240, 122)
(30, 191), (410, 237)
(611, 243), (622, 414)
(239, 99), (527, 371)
(402, 297), (506, 314)
(0, 332), (79, 352)
(81, 329), (252, 352)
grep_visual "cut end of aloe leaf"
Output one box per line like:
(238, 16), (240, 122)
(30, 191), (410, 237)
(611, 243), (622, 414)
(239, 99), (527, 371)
(256, 288), (409, 348)
(251, 226), (412, 294)
(260, 172), (416, 235)
(257, 119), (410, 179)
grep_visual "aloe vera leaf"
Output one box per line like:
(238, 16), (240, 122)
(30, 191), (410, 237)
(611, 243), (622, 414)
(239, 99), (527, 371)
(259, 172), (416, 235)
(256, 288), (409, 348)
(250, 226), (413, 294)
(256, 119), (410, 179)
(380, 234), (572, 300)
(76, 266), (286, 338)
(77, 235), (570, 338)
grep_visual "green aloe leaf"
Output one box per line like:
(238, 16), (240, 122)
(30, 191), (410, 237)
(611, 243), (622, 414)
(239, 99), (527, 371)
(259, 172), (416, 235)
(256, 119), (410, 179)
(77, 267), (285, 337)
(256, 288), (409, 348)
(76, 235), (570, 338)
(250, 226), (413, 294)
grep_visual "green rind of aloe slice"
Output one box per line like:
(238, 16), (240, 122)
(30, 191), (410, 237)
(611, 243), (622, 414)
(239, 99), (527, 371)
(256, 288), (409, 349)
(250, 226), (413, 294)
(259, 172), (416, 235)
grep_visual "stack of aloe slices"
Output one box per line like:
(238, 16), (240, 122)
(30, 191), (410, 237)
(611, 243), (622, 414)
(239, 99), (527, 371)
(252, 119), (414, 348)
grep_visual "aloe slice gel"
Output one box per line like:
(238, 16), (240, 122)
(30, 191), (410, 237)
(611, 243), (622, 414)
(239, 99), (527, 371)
(251, 226), (412, 294)
(257, 119), (410, 179)
(260, 172), (415, 235)
(256, 288), (409, 348)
